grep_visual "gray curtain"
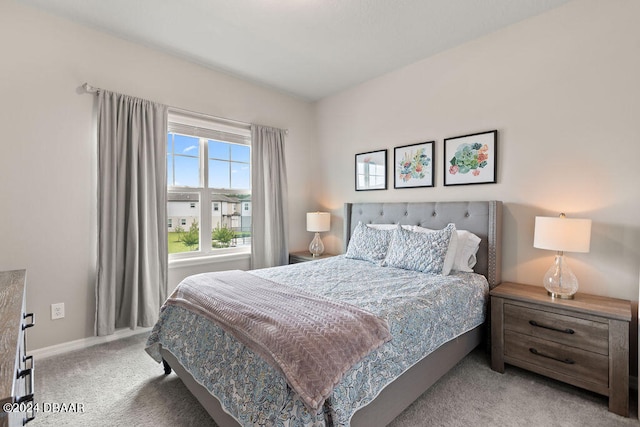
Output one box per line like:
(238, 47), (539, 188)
(251, 125), (289, 269)
(96, 90), (168, 336)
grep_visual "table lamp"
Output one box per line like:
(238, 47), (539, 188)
(306, 212), (330, 257)
(533, 213), (592, 299)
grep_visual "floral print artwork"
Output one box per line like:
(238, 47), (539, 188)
(398, 147), (431, 181)
(394, 142), (434, 188)
(444, 130), (497, 185)
(448, 142), (489, 176)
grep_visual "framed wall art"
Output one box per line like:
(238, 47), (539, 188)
(355, 149), (387, 191)
(394, 141), (434, 189)
(444, 130), (497, 186)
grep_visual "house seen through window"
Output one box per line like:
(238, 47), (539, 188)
(166, 113), (251, 257)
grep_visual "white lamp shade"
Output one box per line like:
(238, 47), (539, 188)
(534, 216), (592, 253)
(306, 212), (330, 232)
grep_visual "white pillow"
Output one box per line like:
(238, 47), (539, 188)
(454, 230), (481, 272)
(411, 226), (480, 272)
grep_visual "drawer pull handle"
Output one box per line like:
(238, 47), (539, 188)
(16, 366), (36, 424)
(23, 354), (34, 369)
(21, 391), (36, 426)
(529, 320), (574, 335)
(17, 390), (36, 425)
(17, 356), (35, 379)
(23, 313), (35, 330)
(529, 347), (575, 365)
(24, 411), (36, 425)
(17, 357), (35, 407)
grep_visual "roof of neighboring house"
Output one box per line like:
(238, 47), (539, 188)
(211, 194), (244, 203)
(168, 192), (250, 203)
(167, 192), (199, 202)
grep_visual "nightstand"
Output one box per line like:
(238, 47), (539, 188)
(490, 282), (631, 417)
(288, 251), (335, 264)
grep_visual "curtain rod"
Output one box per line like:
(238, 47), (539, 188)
(81, 82), (288, 133)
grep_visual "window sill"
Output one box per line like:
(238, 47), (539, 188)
(169, 250), (251, 269)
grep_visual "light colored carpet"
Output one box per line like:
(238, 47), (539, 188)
(34, 332), (637, 426)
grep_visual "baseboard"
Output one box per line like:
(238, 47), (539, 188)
(31, 327), (152, 359)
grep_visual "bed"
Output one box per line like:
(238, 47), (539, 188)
(146, 200), (502, 426)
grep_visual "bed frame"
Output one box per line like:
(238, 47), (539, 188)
(160, 200), (502, 426)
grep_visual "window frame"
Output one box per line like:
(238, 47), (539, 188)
(167, 111), (252, 261)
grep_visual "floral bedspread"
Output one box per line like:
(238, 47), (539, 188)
(145, 255), (489, 426)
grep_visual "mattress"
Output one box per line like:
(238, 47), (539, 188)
(145, 255), (489, 426)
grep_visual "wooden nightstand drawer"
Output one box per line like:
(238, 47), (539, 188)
(491, 282), (631, 417)
(289, 251), (335, 264)
(504, 330), (609, 386)
(504, 303), (609, 355)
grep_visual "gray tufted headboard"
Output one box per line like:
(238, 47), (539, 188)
(343, 201), (503, 288)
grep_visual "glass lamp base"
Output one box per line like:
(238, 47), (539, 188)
(543, 253), (578, 299)
(547, 290), (575, 300)
(309, 232), (325, 257)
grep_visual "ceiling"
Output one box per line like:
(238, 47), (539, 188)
(22, 0), (570, 101)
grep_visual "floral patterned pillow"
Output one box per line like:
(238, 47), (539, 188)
(345, 222), (393, 264)
(383, 223), (456, 274)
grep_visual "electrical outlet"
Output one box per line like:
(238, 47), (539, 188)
(51, 303), (65, 320)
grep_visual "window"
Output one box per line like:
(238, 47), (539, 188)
(357, 161), (385, 189)
(167, 112), (251, 258)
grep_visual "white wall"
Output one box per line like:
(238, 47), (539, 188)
(316, 0), (640, 368)
(0, 0), (316, 350)
(316, 0), (639, 300)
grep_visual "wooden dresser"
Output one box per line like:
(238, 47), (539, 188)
(490, 282), (631, 417)
(0, 270), (35, 427)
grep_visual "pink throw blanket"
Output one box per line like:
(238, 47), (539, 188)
(164, 270), (392, 410)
